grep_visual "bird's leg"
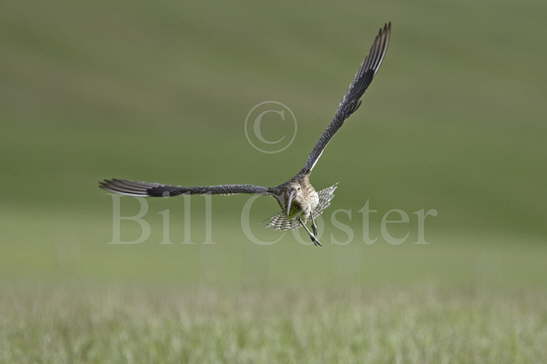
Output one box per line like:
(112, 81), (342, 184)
(298, 217), (322, 247)
(311, 217), (318, 237)
(310, 218), (321, 247)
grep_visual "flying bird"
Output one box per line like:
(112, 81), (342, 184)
(100, 22), (391, 246)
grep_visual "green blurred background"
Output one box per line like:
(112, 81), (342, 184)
(1, 0), (546, 289)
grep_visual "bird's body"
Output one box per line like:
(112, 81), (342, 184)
(275, 175), (318, 220)
(100, 23), (392, 246)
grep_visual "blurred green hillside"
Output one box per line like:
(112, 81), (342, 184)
(1, 0), (546, 287)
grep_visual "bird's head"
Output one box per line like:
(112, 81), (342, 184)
(284, 181), (303, 216)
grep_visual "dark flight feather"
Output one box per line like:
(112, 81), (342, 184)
(99, 178), (269, 197)
(299, 22), (391, 175)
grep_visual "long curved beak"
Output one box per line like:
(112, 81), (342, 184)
(286, 190), (296, 216)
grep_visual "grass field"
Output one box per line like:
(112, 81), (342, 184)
(1, 286), (546, 363)
(2, 214), (546, 363)
(1, 0), (547, 362)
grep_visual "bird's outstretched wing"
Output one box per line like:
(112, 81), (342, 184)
(299, 22), (391, 175)
(99, 178), (269, 197)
